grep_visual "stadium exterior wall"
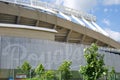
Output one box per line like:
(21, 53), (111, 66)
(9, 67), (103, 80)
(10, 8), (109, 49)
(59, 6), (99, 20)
(0, 36), (120, 72)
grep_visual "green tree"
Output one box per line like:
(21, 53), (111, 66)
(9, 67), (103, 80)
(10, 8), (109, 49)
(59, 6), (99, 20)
(58, 61), (72, 80)
(108, 67), (116, 80)
(79, 43), (108, 80)
(17, 61), (32, 77)
(21, 61), (31, 72)
(35, 64), (45, 78)
(44, 70), (55, 80)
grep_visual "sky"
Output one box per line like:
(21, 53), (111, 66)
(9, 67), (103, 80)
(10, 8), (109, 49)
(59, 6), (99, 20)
(41, 0), (120, 42)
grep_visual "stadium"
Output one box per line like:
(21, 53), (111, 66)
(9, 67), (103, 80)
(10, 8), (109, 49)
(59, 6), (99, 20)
(0, 0), (120, 79)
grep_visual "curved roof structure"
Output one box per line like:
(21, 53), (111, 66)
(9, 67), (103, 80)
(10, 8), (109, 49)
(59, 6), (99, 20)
(0, 0), (120, 49)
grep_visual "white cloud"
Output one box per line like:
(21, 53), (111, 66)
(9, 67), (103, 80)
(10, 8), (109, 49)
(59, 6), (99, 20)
(103, 8), (119, 13)
(44, 0), (120, 11)
(105, 28), (120, 42)
(102, 19), (110, 26)
(103, 0), (120, 5)
(104, 8), (108, 12)
(55, 0), (97, 11)
(55, 0), (63, 5)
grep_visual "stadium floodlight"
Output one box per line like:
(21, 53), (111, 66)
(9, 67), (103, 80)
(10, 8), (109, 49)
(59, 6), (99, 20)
(58, 12), (71, 21)
(32, 5), (57, 14)
(92, 21), (109, 36)
(82, 18), (97, 31)
(71, 15), (85, 26)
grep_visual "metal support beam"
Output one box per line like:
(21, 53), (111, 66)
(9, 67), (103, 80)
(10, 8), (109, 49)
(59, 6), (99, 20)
(66, 30), (72, 42)
(15, 6), (20, 24)
(53, 25), (56, 29)
(35, 9), (40, 26)
(15, 16), (20, 24)
(35, 20), (39, 26)
(80, 35), (86, 43)
(95, 40), (99, 44)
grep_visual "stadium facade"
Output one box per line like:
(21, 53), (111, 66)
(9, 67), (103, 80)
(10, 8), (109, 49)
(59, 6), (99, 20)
(0, 0), (120, 79)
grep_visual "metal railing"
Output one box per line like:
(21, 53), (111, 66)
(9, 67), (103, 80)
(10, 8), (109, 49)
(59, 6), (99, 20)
(0, 0), (96, 21)
(1, 69), (120, 80)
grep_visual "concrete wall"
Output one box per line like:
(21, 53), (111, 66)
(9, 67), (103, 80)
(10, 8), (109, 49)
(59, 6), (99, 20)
(0, 36), (120, 72)
(0, 27), (55, 41)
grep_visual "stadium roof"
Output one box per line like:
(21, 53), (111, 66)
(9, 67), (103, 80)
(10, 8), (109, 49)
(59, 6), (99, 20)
(0, 0), (120, 49)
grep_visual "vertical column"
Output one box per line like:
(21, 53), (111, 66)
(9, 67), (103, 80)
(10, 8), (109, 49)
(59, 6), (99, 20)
(0, 36), (1, 69)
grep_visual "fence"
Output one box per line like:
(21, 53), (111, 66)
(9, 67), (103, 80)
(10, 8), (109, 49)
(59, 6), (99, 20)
(0, 69), (120, 80)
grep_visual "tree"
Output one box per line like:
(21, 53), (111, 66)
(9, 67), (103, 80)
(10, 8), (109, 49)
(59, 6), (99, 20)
(79, 43), (108, 80)
(108, 67), (116, 80)
(17, 61), (32, 77)
(21, 61), (32, 73)
(58, 61), (72, 80)
(35, 64), (45, 78)
(44, 70), (55, 80)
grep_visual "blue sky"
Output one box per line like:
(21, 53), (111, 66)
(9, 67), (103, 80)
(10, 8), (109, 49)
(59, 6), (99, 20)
(41, 0), (120, 42)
